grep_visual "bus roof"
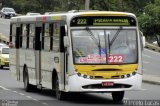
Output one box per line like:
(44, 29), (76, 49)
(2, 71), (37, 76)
(11, 10), (136, 23)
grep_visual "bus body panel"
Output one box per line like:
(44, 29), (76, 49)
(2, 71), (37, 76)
(9, 11), (143, 99)
(41, 51), (65, 90)
(9, 48), (17, 79)
(41, 51), (55, 89)
(25, 50), (36, 85)
(19, 49), (26, 82)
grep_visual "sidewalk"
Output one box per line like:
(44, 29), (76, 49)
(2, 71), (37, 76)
(143, 74), (160, 85)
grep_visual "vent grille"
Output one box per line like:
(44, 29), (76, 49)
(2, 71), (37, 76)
(82, 84), (132, 89)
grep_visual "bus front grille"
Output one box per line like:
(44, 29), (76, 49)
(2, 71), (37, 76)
(82, 84), (132, 89)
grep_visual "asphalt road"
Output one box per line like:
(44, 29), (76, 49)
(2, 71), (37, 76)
(142, 48), (160, 75)
(0, 68), (160, 106)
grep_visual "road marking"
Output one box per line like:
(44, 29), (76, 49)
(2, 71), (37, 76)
(42, 102), (49, 106)
(32, 98), (39, 102)
(143, 54), (151, 58)
(0, 85), (47, 106)
(26, 96), (33, 99)
(19, 93), (25, 96)
(13, 91), (18, 93)
(143, 61), (150, 64)
(0, 85), (9, 90)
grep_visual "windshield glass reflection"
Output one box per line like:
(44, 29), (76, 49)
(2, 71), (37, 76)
(71, 29), (137, 64)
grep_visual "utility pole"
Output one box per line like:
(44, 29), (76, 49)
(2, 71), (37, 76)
(85, 0), (90, 10)
(0, 0), (2, 8)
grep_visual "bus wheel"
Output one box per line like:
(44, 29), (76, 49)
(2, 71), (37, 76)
(112, 91), (124, 102)
(55, 76), (65, 100)
(24, 68), (32, 92)
(0, 65), (3, 69)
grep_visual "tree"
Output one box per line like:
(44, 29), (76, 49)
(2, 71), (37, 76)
(138, 0), (160, 46)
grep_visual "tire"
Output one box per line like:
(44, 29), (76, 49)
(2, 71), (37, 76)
(24, 67), (33, 92)
(112, 91), (124, 102)
(55, 75), (65, 100)
(0, 65), (3, 69)
(0, 61), (3, 69)
(0, 64), (3, 69)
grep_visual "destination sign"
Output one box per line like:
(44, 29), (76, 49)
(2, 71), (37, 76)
(70, 16), (136, 26)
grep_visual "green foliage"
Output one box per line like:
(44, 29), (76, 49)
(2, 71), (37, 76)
(138, 0), (160, 46)
(0, 0), (151, 14)
(138, 14), (152, 35)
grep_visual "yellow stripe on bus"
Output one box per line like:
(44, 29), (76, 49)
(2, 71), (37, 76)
(74, 64), (138, 79)
(51, 16), (62, 20)
(80, 11), (129, 16)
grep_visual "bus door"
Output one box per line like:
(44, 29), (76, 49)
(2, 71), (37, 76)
(34, 23), (42, 87)
(10, 23), (21, 81)
(59, 26), (67, 90)
(15, 24), (21, 81)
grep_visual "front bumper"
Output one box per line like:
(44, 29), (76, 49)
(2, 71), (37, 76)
(4, 14), (16, 18)
(0, 61), (9, 67)
(66, 74), (142, 92)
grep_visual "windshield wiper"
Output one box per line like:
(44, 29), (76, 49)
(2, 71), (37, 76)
(86, 27), (101, 55)
(109, 27), (122, 47)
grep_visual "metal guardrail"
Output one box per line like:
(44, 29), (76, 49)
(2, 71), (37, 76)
(145, 42), (160, 53)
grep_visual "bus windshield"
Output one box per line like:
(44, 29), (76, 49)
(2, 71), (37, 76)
(72, 29), (137, 64)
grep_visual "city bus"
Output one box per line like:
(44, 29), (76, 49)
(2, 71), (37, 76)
(9, 10), (144, 102)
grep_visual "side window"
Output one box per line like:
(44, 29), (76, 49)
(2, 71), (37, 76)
(19, 24), (23, 48)
(22, 24), (27, 48)
(53, 22), (60, 52)
(44, 23), (50, 51)
(11, 24), (17, 48)
(29, 24), (35, 49)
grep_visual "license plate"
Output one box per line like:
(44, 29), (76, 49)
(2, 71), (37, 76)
(102, 82), (114, 86)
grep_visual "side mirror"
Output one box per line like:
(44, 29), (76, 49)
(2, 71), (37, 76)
(142, 36), (146, 47)
(140, 31), (146, 48)
(63, 36), (70, 47)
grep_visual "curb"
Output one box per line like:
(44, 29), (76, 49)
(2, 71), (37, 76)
(142, 75), (160, 85)
(145, 42), (160, 53)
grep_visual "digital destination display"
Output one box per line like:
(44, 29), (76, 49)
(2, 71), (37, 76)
(70, 16), (136, 26)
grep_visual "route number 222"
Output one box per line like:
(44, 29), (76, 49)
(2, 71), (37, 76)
(108, 55), (124, 64)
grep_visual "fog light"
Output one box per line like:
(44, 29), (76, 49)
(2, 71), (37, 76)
(121, 75), (125, 78)
(132, 72), (136, 75)
(77, 73), (81, 76)
(90, 76), (94, 79)
(127, 74), (130, 78)
(83, 75), (87, 78)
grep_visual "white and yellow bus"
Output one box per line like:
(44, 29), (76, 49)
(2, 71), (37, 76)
(9, 10), (144, 102)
